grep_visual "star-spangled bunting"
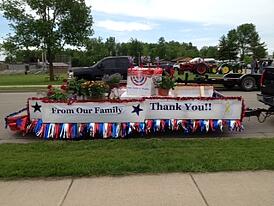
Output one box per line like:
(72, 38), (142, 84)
(132, 104), (143, 116)
(32, 102), (42, 113)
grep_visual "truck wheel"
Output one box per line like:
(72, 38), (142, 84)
(195, 63), (208, 75)
(241, 76), (256, 91)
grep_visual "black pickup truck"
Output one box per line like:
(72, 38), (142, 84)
(71, 56), (174, 80)
(72, 56), (130, 80)
(243, 65), (274, 121)
(257, 66), (274, 107)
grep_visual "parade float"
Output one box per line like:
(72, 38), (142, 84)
(5, 64), (245, 140)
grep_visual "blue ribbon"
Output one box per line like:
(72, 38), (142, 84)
(98, 123), (104, 138)
(71, 123), (78, 139)
(139, 122), (145, 135)
(59, 123), (65, 139)
(44, 123), (50, 139)
(34, 119), (43, 135)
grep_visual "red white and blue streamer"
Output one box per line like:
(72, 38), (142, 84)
(8, 118), (243, 140)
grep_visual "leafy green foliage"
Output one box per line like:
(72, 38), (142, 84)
(227, 29), (238, 60)
(47, 86), (68, 100)
(0, 0), (93, 80)
(68, 79), (85, 96)
(128, 38), (144, 64)
(237, 24), (266, 60)
(218, 23), (267, 60)
(156, 72), (176, 89)
(102, 73), (122, 85)
(105, 37), (117, 56)
(200, 46), (218, 58)
(218, 30), (239, 60)
(243, 55), (253, 65)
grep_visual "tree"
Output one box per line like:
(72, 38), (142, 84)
(85, 37), (107, 64)
(226, 29), (238, 60)
(236, 23), (266, 60)
(117, 42), (129, 56)
(0, 0), (93, 80)
(200, 46), (218, 58)
(218, 35), (229, 60)
(156, 37), (166, 59)
(128, 38), (143, 65)
(0, 36), (19, 63)
(165, 41), (182, 60)
(249, 33), (267, 59)
(218, 24), (267, 60)
(181, 42), (199, 58)
(105, 37), (116, 56)
(218, 30), (238, 60)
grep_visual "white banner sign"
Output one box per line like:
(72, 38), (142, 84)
(146, 99), (242, 120)
(42, 101), (146, 123)
(28, 98), (243, 123)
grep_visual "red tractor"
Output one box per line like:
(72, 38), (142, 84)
(176, 58), (209, 75)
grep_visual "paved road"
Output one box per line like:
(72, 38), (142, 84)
(0, 91), (273, 142)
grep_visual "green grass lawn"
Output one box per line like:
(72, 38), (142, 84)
(0, 73), (67, 86)
(0, 72), (224, 87)
(1, 138), (274, 179)
(0, 87), (47, 92)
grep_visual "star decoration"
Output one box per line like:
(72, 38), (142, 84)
(132, 104), (143, 116)
(32, 102), (42, 113)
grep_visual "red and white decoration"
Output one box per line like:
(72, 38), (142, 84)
(126, 67), (162, 97)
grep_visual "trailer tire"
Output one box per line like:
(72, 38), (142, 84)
(241, 76), (256, 91)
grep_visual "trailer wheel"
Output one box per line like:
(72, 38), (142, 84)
(195, 63), (208, 75)
(241, 76), (256, 91)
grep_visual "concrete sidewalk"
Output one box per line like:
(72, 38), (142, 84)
(0, 171), (273, 206)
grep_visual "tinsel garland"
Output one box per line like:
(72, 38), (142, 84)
(28, 95), (243, 103)
(7, 116), (244, 140)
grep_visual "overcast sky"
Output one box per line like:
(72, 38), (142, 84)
(0, 0), (274, 60)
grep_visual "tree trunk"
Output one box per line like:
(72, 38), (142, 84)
(47, 47), (54, 81)
(49, 61), (54, 81)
